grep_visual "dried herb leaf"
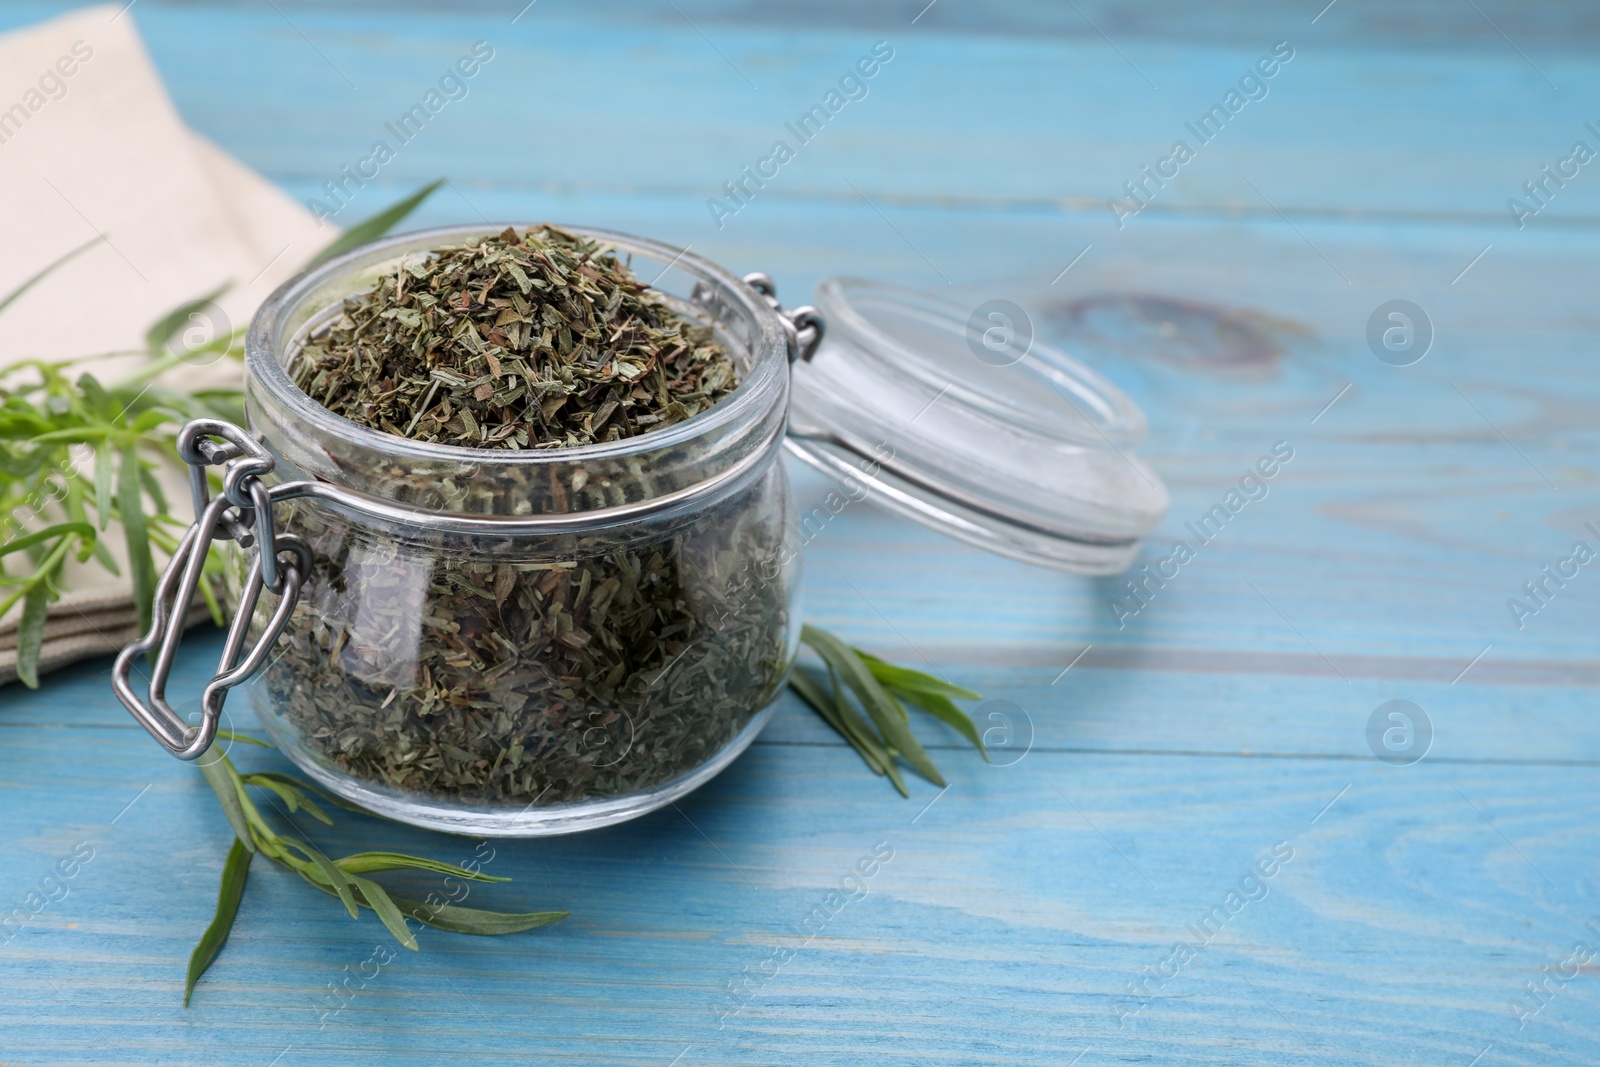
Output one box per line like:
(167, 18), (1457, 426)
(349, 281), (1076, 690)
(261, 481), (791, 807)
(256, 224), (786, 807)
(292, 224), (738, 450)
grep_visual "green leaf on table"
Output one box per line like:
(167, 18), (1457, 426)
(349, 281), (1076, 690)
(196, 747), (256, 853)
(236, 767), (367, 815)
(789, 665), (905, 791)
(185, 836), (252, 1006)
(390, 894), (568, 936)
(857, 650), (981, 701)
(349, 875), (420, 951)
(800, 625), (945, 787)
(241, 771), (334, 826)
(282, 838), (361, 919)
(215, 729), (273, 749)
(248, 772), (304, 813)
(334, 852), (509, 883)
(309, 179), (444, 264)
(890, 685), (987, 760)
(790, 627), (987, 794)
(789, 666), (874, 770)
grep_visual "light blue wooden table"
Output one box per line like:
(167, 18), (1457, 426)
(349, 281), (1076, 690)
(4, 2), (1599, 1063)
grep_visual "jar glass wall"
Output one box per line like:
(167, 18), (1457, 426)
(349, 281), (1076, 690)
(237, 225), (801, 836)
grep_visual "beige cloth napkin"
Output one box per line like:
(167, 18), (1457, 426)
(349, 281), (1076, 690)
(0, 5), (332, 684)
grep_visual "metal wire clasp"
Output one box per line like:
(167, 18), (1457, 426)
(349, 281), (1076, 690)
(743, 273), (824, 363)
(111, 420), (311, 760)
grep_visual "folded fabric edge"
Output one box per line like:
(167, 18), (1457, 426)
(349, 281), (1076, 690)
(0, 600), (212, 688)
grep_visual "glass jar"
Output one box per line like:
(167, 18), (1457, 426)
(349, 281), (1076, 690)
(241, 225), (800, 836)
(114, 223), (1171, 839)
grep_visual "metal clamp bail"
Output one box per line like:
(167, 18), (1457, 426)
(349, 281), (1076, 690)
(112, 419), (311, 760)
(744, 272), (825, 363)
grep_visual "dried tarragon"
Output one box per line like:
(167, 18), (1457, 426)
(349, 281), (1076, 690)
(252, 223), (982, 813)
(253, 225), (789, 808)
(257, 483), (794, 808)
(291, 224), (739, 449)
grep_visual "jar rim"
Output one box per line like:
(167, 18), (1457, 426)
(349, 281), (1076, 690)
(245, 222), (788, 468)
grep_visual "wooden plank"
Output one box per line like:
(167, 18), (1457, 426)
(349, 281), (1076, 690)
(3, 674), (1598, 1065)
(4, 3), (1597, 223)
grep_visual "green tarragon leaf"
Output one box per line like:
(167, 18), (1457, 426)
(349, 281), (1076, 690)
(790, 626), (986, 794)
(391, 895), (568, 936)
(800, 625), (945, 787)
(185, 837), (252, 1007)
(309, 179), (444, 264)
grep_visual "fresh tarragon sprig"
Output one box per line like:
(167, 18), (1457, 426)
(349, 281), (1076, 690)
(789, 624), (986, 795)
(183, 638), (967, 1003)
(188, 730), (566, 1005)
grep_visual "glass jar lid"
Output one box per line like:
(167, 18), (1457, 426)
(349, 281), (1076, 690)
(786, 278), (1168, 574)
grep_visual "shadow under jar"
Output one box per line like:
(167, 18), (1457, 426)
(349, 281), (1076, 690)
(236, 226), (802, 836)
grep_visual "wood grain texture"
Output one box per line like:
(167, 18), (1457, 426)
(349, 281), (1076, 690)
(1, 2), (1598, 1064)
